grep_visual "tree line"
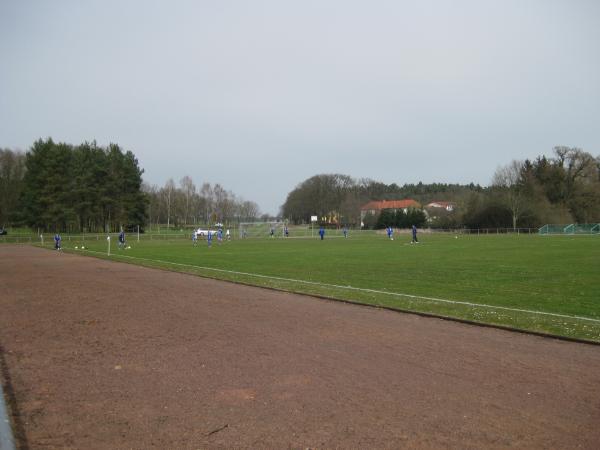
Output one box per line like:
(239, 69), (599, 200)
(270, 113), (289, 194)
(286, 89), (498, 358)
(371, 208), (427, 230)
(0, 138), (261, 232)
(142, 178), (261, 230)
(2, 138), (146, 232)
(469, 146), (599, 229)
(281, 146), (600, 229)
(280, 174), (484, 227)
(2, 141), (598, 231)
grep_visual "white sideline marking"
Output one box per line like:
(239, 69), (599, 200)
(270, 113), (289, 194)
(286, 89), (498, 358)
(83, 249), (600, 324)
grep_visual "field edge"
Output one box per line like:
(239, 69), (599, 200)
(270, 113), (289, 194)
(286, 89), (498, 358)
(50, 245), (600, 346)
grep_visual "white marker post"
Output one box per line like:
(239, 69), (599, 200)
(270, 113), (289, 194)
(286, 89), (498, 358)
(311, 215), (318, 238)
(107, 235), (111, 256)
(40, 234), (43, 246)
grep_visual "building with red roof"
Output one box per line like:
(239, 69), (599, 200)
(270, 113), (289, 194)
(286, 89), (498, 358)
(360, 199), (421, 222)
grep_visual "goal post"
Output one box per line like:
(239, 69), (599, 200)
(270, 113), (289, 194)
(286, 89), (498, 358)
(563, 224), (574, 234)
(238, 221), (284, 238)
(539, 223), (599, 235)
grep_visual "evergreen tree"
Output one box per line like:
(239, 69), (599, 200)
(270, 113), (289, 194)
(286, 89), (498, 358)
(375, 209), (395, 229)
(20, 138), (147, 232)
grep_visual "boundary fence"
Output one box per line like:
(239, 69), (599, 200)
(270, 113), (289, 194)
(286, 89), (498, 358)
(0, 226), (579, 244)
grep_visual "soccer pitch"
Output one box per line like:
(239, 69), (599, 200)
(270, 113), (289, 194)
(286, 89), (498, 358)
(51, 232), (600, 342)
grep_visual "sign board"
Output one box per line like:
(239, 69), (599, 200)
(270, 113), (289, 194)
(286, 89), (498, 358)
(311, 215), (318, 222)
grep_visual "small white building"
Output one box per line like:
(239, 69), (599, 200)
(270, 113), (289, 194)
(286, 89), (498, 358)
(426, 201), (455, 212)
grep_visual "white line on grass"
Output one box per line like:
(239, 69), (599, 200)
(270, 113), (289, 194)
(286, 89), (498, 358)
(83, 249), (600, 324)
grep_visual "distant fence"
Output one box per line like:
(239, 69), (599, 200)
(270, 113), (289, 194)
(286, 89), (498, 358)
(0, 227), (561, 244)
(430, 227), (538, 235)
(4, 225), (600, 244)
(539, 223), (600, 235)
(0, 232), (191, 244)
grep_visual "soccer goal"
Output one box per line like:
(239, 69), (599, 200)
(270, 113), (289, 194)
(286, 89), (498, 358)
(539, 223), (599, 235)
(238, 221), (285, 238)
(575, 223), (600, 234)
(538, 224), (564, 235)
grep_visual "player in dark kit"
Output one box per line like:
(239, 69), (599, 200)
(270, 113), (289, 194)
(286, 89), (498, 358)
(54, 233), (61, 251)
(411, 225), (419, 243)
(118, 230), (126, 249)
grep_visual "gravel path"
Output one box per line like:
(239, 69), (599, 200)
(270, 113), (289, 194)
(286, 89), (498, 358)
(1, 245), (599, 449)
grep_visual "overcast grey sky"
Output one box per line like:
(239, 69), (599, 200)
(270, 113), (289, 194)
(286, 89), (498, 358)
(1, 0), (599, 214)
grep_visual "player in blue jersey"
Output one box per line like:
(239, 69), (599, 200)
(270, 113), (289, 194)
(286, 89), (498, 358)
(207, 230), (213, 247)
(118, 230), (125, 249)
(343, 226), (348, 238)
(54, 233), (62, 251)
(411, 224), (419, 243)
(319, 226), (325, 240)
(387, 226), (394, 240)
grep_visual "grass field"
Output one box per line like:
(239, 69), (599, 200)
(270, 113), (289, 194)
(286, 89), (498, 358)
(28, 231), (600, 342)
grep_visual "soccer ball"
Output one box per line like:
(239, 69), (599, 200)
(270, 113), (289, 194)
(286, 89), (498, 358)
(75, 246), (78, 249)
(126, 246), (131, 249)
(391, 237), (394, 240)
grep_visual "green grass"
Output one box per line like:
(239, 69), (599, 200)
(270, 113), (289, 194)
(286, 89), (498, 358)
(33, 232), (600, 342)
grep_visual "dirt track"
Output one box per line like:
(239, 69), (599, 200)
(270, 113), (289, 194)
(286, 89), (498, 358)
(1, 245), (599, 449)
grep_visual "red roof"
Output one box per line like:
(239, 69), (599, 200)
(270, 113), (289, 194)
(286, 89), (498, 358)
(361, 199), (421, 211)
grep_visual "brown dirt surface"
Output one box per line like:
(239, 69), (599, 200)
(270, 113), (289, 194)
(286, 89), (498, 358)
(1, 245), (599, 449)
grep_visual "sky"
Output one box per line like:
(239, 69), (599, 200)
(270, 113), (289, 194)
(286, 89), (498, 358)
(1, 0), (599, 215)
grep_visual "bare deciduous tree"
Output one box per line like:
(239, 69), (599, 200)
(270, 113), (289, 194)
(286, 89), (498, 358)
(492, 160), (525, 229)
(180, 176), (196, 225)
(239, 200), (260, 221)
(163, 178), (175, 229)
